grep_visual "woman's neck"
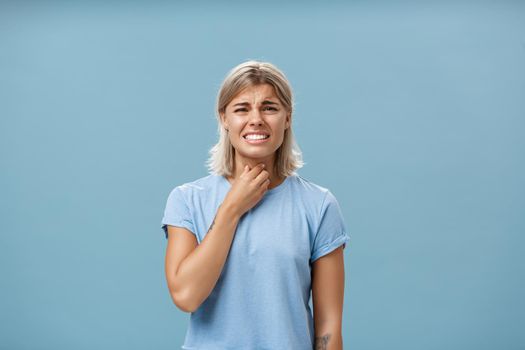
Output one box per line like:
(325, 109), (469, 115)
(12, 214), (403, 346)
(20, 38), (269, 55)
(228, 155), (285, 189)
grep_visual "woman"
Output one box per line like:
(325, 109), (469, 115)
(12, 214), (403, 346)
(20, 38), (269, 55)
(161, 60), (350, 350)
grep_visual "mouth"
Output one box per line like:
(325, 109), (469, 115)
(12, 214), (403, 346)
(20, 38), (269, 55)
(242, 133), (270, 144)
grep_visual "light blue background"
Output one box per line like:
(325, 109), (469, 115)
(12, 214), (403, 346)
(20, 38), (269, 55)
(1, 1), (524, 349)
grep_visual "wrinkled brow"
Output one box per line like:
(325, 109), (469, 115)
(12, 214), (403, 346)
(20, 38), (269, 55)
(232, 100), (279, 107)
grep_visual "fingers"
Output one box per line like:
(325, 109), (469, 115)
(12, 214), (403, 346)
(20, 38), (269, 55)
(260, 178), (271, 192)
(241, 163), (270, 190)
(247, 163), (265, 177)
(254, 168), (270, 187)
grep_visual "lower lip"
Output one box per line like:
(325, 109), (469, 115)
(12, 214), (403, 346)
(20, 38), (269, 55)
(243, 136), (270, 144)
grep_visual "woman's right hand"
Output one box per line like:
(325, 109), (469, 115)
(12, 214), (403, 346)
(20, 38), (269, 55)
(223, 163), (271, 217)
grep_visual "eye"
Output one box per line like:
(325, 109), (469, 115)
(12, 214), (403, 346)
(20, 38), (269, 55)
(263, 106), (278, 111)
(234, 108), (248, 112)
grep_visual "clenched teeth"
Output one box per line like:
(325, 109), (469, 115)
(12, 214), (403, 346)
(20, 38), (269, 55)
(244, 134), (270, 140)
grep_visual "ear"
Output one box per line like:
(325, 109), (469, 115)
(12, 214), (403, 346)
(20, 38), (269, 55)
(220, 111), (229, 130)
(285, 111), (291, 129)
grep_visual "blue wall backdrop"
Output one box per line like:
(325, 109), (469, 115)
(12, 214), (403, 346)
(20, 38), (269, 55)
(1, 1), (524, 349)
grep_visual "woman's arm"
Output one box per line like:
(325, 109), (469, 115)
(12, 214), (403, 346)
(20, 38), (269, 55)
(312, 245), (346, 350)
(166, 202), (241, 313)
(166, 165), (270, 313)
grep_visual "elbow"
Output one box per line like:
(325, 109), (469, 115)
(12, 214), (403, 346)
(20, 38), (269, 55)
(170, 290), (199, 313)
(168, 277), (197, 313)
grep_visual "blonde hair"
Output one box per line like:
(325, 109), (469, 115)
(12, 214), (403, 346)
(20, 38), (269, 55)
(206, 60), (304, 177)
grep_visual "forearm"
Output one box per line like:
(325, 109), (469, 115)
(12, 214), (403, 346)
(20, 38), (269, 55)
(314, 324), (343, 350)
(175, 202), (241, 311)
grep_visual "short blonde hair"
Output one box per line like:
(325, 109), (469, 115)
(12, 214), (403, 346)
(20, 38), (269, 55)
(206, 60), (304, 177)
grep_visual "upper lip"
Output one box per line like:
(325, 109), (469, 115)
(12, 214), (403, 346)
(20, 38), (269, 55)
(242, 131), (270, 138)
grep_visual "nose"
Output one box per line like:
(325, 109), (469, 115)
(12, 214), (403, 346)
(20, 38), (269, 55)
(248, 109), (264, 126)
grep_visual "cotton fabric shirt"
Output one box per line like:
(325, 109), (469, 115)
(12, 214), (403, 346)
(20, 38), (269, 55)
(161, 172), (350, 350)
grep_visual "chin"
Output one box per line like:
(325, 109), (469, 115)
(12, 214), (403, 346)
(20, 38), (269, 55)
(237, 148), (275, 159)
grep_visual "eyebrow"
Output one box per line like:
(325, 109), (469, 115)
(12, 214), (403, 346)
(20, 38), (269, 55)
(232, 100), (279, 107)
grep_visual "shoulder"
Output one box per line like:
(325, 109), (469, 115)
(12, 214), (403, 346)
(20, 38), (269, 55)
(167, 173), (220, 199)
(291, 173), (332, 202)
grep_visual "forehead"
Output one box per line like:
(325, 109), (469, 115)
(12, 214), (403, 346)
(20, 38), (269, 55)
(231, 84), (278, 102)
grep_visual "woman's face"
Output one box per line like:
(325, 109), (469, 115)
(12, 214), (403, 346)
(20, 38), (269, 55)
(220, 83), (291, 162)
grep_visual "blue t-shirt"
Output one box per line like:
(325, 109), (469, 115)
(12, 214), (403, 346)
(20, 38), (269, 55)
(161, 172), (350, 350)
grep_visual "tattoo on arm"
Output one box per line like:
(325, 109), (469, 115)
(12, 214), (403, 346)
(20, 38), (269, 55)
(207, 217), (216, 233)
(207, 207), (219, 233)
(207, 202), (229, 234)
(314, 333), (331, 350)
